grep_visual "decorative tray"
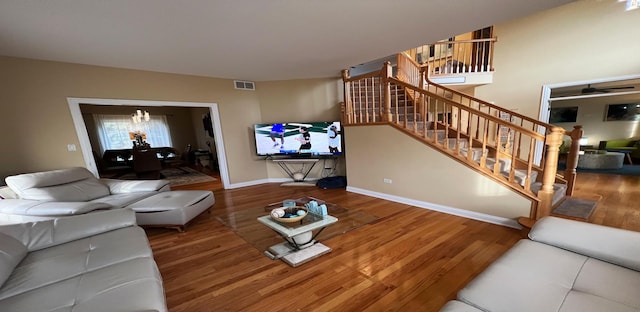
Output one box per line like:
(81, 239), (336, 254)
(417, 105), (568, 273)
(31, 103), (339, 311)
(270, 206), (308, 223)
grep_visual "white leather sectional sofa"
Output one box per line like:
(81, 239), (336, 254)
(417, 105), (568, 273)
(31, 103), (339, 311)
(441, 217), (640, 312)
(0, 208), (167, 311)
(0, 167), (214, 231)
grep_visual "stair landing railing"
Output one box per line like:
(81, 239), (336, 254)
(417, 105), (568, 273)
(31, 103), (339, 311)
(342, 61), (582, 221)
(406, 37), (497, 76)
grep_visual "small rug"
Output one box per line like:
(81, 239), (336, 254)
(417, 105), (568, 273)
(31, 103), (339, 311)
(213, 197), (379, 252)
(118, 167), (217, 187)
(557, 163), (640, 176)
(552, 197), (598, 220)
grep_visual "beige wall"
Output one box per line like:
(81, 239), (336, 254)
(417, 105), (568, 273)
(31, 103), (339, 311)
(256, 78), (344, 179)
(0, 56), (341, 184)
(475, 0), (640, 119)
(345, 125), (531, 219)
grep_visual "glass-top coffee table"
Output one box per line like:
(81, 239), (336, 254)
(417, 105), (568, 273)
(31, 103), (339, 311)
(257, 213), (338, 267)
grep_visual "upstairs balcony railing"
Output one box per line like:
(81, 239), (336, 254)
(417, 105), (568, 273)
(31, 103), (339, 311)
(406, 38), (497, 76)
(341, 59), (582, 222)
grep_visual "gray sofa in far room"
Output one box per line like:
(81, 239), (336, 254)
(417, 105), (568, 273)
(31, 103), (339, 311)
(0, 208), (167, 311)
(441, 217), (640, 312)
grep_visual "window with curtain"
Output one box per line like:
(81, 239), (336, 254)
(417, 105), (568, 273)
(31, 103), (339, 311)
(94, 114), (173, 153)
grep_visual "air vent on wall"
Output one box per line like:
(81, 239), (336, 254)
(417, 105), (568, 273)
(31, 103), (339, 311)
(234, 80), (255, 90)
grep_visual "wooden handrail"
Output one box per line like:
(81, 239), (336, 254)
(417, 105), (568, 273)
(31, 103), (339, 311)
(343, 69), (383, 82)
(423, 69), (556, 131)
(341, 58), (581, 221)
(390, 77), (546, 141)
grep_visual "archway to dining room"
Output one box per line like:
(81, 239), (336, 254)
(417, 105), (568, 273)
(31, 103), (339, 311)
(67, 97), (229, 190)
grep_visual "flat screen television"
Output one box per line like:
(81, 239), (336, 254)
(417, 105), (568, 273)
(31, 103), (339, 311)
(253, 121), (342, 156)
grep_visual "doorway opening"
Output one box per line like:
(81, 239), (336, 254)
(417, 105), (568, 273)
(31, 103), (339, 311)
(67, 98), (230, 189)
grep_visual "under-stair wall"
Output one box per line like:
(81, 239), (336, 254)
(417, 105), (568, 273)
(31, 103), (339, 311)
(344, 125), (531, 227)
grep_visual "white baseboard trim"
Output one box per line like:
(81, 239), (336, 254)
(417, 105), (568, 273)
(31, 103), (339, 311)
(346, 186), (522, 230)
(226, 179), (271, 189)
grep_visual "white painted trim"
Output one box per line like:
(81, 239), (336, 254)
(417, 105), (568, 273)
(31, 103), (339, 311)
(346, 186), (522, 229)
(66, 97), (230, 189)
(430, 76), (466, 84)
(548, 90), (640, 102)
(537, 74), (640, 167)
(226, 179), (272, 189)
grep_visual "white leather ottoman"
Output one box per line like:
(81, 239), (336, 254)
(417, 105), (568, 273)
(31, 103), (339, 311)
(127, 190), (215, 231)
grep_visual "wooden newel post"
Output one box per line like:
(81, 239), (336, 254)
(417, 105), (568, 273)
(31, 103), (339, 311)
(341, 69), (353, 124)
(382, 61), (393, 122)
(536, 127), (564, 220)
(564, 125), (583, 196)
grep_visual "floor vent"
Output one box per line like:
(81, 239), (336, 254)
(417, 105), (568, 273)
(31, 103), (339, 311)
(234, 80), (255, 90)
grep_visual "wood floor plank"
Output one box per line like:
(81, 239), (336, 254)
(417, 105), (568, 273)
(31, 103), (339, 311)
(146, 171), (640, 311)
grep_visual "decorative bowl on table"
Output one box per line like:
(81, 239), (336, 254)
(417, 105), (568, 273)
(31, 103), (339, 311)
(270, 206), (308, 223)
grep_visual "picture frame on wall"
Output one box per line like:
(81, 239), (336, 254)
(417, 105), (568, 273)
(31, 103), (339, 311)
(549, 106), (578, 123)
(605, 103), (640, 121)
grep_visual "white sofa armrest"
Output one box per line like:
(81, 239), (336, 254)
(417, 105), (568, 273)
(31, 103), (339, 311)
(0, 186), (19, 199)
(0, 208), (137, 251)
(529, 216), (640, 271)
(0, 199), (111, 216)
(100, 179), (171, 194)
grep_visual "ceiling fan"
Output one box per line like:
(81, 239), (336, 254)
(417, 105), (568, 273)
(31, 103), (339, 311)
(581, 84), (635, 94)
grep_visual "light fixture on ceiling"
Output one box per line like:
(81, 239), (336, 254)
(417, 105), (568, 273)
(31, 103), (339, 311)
(132, 109), (150, 123)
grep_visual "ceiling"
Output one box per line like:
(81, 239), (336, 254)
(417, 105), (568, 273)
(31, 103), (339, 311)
(551, 78), (640, 97)
(0, 1), (576, 82)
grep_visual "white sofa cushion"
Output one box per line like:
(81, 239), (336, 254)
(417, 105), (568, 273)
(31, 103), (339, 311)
(457, 239), (587, 312)
(90, 192), (160, 209)
(560, 291), (638, 312)
(454, 238), (640, 312)
(572, 258), (640, 309)
(0, 257), (166, 312)
(6, 167), (110, 201)
(440, 300), (484, 312)
(0, 208), (137, 251)
(0, 226), (152, 300)
(0, 233), (27, 288)
(0, 199), (111, 216)
(529, 216), (640, 271)
(100, 179), (170, 194)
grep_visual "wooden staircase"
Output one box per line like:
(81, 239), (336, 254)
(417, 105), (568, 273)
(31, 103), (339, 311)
(341, 55), (583, 225)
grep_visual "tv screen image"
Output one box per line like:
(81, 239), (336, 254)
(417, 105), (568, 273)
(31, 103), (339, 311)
(254, 121), (342, 156)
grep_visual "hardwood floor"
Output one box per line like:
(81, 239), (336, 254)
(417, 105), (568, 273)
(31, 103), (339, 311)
(145, 172), (640, 311)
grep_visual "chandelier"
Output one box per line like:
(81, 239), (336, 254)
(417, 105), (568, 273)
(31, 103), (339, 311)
(132, 109), (150, 123)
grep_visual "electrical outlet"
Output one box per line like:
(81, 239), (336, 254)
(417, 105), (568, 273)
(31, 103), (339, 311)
(383, 178), (392, 184)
